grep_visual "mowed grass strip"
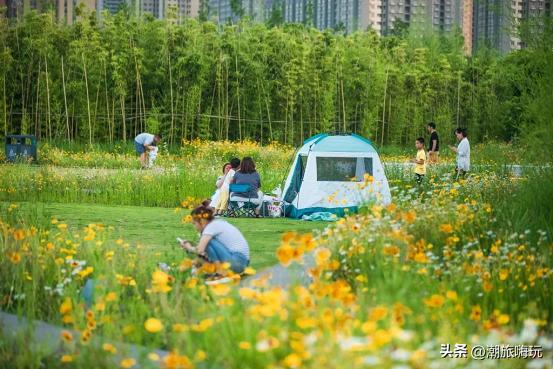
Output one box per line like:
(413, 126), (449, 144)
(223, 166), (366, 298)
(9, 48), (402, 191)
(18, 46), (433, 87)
(9, 202), (328, 269)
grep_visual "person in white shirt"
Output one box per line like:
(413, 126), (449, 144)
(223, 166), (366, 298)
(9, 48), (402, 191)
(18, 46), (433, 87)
(449, 128), (470, 179)
(134, 132), (161, 168)
(210, 162), (232, 206)
(212, 158), (240, 216)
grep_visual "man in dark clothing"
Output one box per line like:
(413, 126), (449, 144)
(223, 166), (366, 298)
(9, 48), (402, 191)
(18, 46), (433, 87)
(426, 122), (440, 164)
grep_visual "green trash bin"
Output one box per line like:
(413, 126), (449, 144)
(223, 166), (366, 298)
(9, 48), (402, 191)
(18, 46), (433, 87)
(5, 135), (38, 162)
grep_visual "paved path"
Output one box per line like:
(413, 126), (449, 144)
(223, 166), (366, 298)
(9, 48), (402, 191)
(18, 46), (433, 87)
(244, 253), (316, 288)
(0, 311), (169, 368)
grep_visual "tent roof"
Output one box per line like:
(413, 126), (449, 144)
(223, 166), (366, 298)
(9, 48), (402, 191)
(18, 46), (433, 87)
(299, 134), (377, 154)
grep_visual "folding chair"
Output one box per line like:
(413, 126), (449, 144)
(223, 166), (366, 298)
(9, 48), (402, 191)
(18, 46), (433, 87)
(227, 184), (261, 218)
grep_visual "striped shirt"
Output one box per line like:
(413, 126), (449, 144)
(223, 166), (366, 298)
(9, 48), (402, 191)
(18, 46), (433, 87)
(202, 220), (250, 259)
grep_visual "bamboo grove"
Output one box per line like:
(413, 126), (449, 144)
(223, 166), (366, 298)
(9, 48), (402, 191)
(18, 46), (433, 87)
(1, 11), (552, 148)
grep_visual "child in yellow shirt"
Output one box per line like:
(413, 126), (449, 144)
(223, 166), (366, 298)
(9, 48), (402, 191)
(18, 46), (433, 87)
(411, 137), (427, 185)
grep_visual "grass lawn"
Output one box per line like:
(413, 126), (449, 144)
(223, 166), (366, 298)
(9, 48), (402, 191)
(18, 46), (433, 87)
(10, 202), (328, 269)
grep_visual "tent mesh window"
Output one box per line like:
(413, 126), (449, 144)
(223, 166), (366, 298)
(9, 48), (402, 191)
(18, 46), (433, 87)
(316, 157), (373, 182)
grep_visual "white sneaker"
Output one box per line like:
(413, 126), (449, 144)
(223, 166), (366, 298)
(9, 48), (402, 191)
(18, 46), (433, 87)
(158, 262), (170, 272)
(205, 277), (232, 285)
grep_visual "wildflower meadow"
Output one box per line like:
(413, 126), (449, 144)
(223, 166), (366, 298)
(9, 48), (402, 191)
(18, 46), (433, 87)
(1, 139), (552, 369)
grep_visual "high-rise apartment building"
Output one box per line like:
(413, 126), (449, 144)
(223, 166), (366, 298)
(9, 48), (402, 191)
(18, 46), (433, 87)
(359, 0), (383, 33)
(98, 0), (126, 14)
(471, 0), (552, 54)
(163, 0), (200, 20)
(461, 0), (472, 54)
(472, 0), (513, 53)
(208, 0), (263, 23)
(259, 0), (361, 32)
(2, 0), (98, 23)
(380, 0), (466, 34)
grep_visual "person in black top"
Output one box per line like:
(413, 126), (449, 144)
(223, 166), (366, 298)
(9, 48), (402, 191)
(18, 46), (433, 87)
(426, 122), (440, 164)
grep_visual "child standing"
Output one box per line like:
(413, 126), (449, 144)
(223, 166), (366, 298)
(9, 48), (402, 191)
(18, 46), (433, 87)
(412, 137), (427, 185)
(148, 146), (158, 168)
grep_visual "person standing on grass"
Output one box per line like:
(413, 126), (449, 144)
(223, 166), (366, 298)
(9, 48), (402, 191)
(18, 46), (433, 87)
(449, 128), (470, 179)
(411, 137), (427, 185)
(427, 122), (440, 164)
(134, 132), (161, 169)
(180, 203), (250, 274)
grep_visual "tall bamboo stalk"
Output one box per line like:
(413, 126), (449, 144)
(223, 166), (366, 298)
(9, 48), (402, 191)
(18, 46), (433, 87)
(44, 56), (51, 140)
(235, 49), (241, 140)
(82, 53), (92, 145)
(61, 55), (70, 142)
(35, 60), (41, 137)
(340, 76), (346, 132)
(103, 60), (112, 144)
(168, 50), (175, 144)
(456, 73), (461, 127)
(120, 96), (126, 142)
(3, 74), (6, 136)
(380, 68), (389, 146)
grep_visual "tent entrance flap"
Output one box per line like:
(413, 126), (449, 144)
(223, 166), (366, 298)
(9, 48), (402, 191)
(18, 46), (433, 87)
(283, 155), (307, 203)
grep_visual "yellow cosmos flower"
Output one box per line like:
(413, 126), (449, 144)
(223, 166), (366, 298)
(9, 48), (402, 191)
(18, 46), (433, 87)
(470, 305), (481, 321)
(276, 243), (295, 266)
(195, 350), (206, 361)
(210, 283), (231, 296)
(60, 330), (73, 342)
(499, 269), (509, 281)
(191, 318), (214, 332)
(144, 318), (164, 333)
(424, 294), (445, 308)
(120, 358), (136, 368)
(446, 291), (458, 300)
(151, 270), (172, 293)
(239, 341), (251, 350)
(102, 343), (117, 354)
(243, 267), (256, 275)
(9, 252), (21, 264)
(148, 352), (160, 361)
(369, 306), (388, 321)
(314, 247), (331, 266)
(59, 298), (72, 315)
(497, 314), (510, 325)
(283, 353), (302, 368)
(13, 229), (26, 241)
(60, 355), (73, 363)
(173, 323), (189, 333)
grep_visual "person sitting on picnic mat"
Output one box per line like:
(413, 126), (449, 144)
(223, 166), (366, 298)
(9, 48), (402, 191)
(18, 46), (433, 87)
(210, 162), (231, 208)
(212, 158), (241, 216)
(179, 203), (250, 274)
(231, 156), (263, 217)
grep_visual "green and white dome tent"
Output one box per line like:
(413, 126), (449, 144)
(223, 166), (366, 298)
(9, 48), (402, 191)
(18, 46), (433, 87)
(282, 133), (391, 219)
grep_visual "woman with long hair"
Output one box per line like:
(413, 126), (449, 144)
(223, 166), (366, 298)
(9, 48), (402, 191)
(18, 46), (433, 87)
(179, 203), (250, 274)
